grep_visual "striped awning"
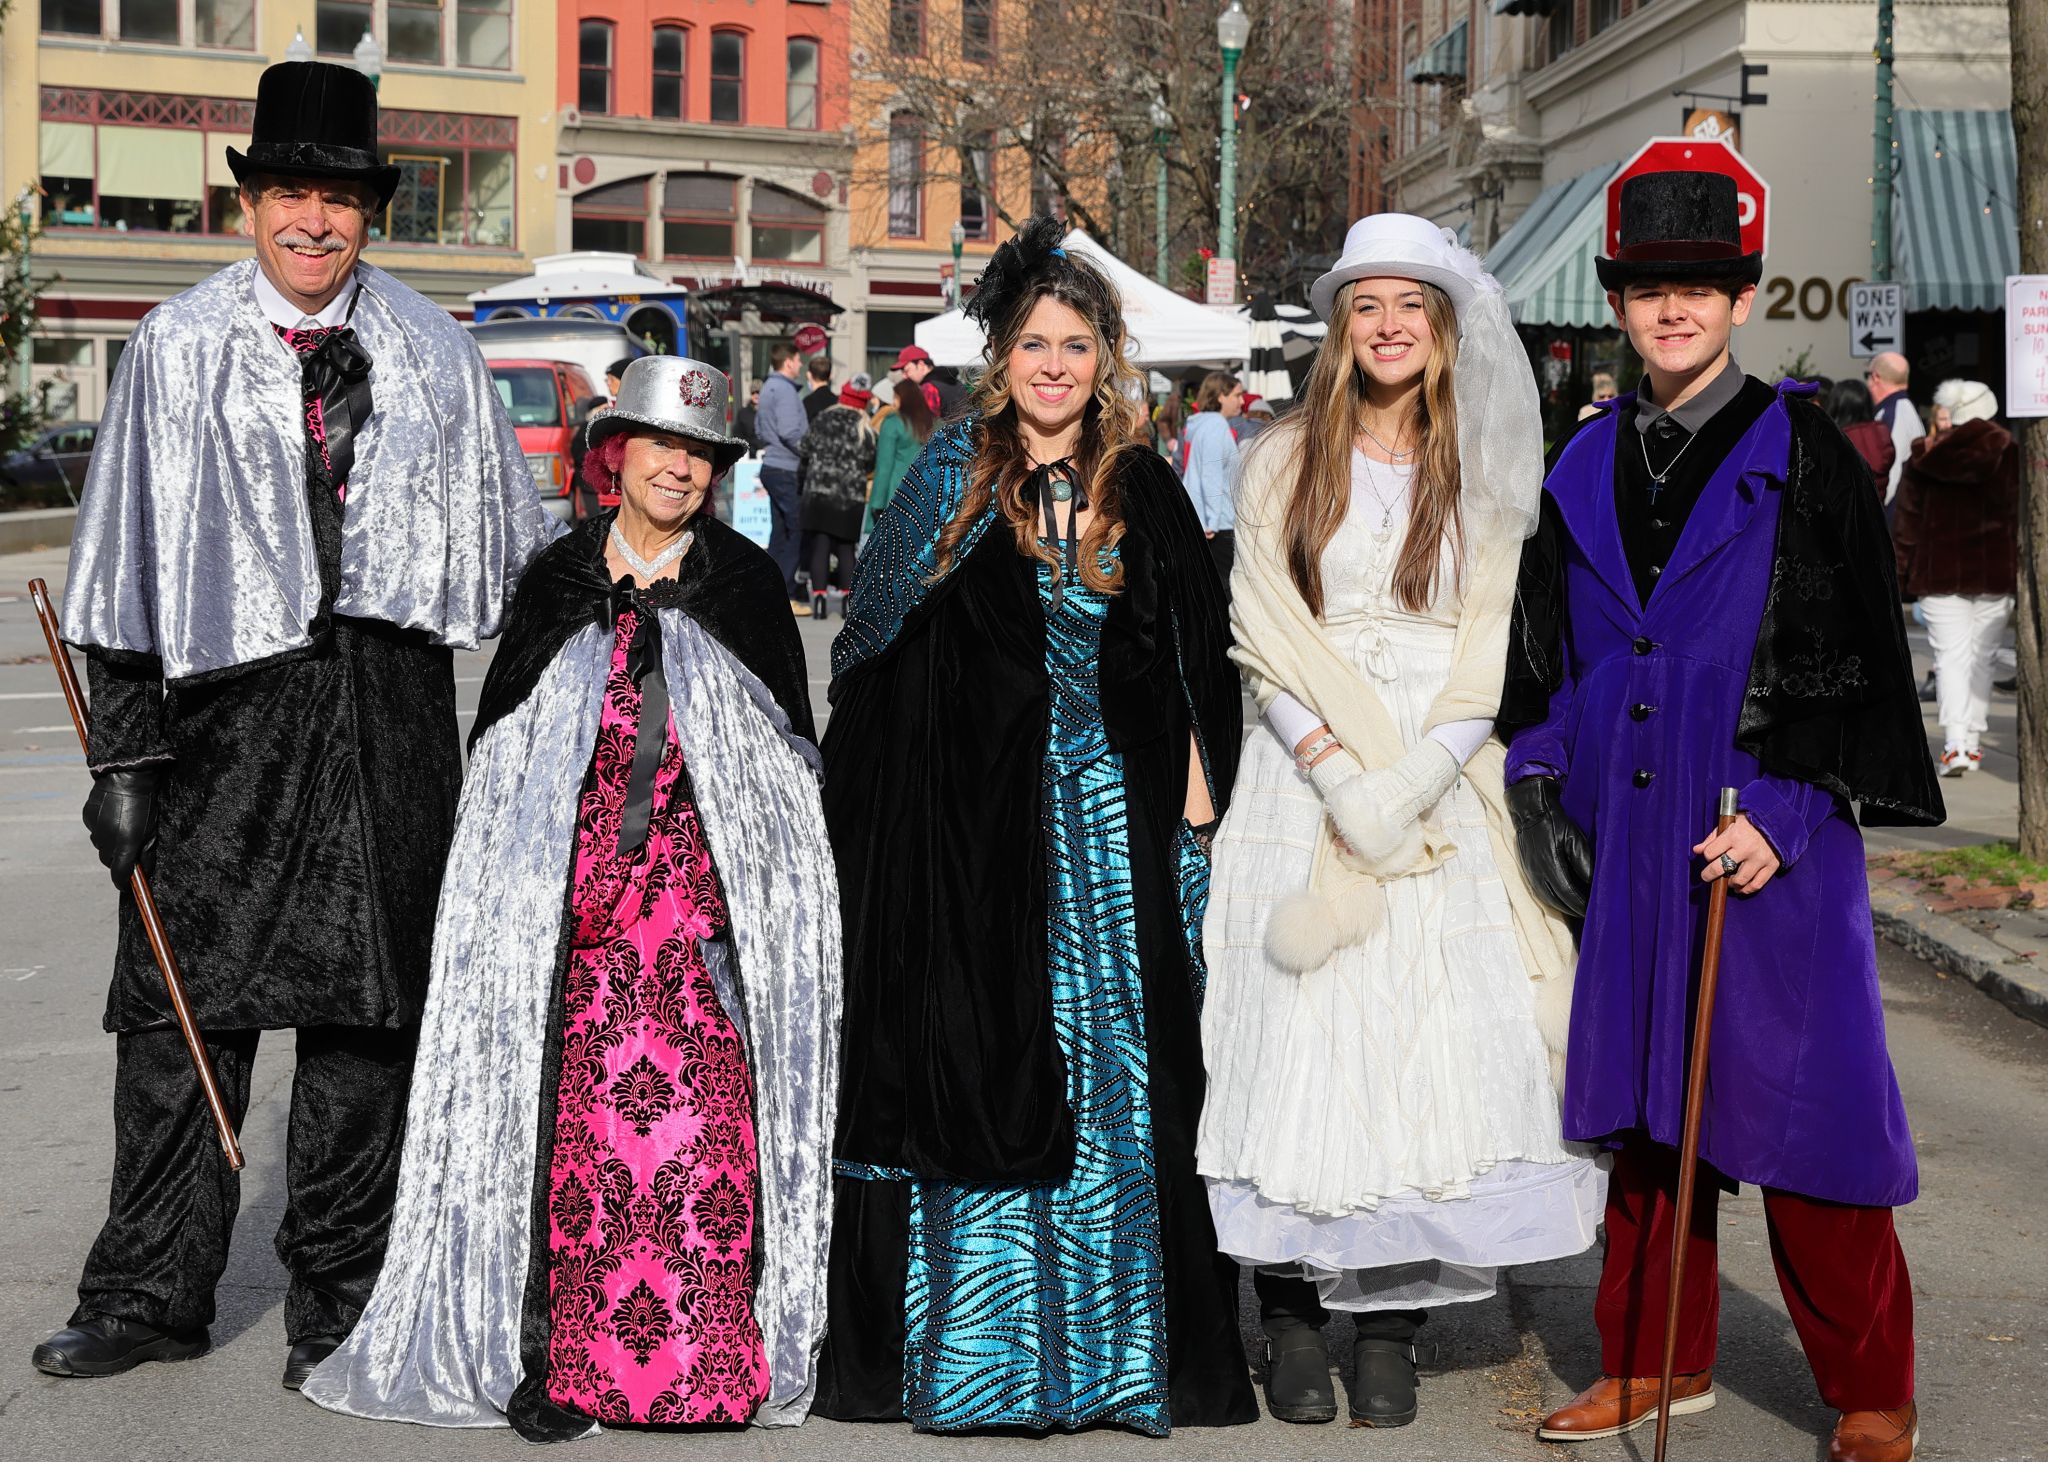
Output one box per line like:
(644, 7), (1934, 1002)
(1893, 110), (2019, 313)
(1408, 20), (1468, 83)
(1486, 161), (1621, 328)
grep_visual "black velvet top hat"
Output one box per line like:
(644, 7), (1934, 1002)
(1595, 171), (1763, 290)
(226, 62), (400, 207)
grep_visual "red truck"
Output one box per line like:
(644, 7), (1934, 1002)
(488, 358), (607, 520)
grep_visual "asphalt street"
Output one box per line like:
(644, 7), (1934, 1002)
(0, 549), (2042, 1461)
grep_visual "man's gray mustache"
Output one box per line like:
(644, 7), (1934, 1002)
(274, 234), (348, 254)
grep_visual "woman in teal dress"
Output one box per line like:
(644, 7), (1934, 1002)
(866, 377), (936, 537)
(815, 217), (1256, 1434)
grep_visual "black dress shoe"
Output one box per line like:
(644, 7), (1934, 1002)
(1348, 1337), (1421, 1427)
(282, 1335), (343, 1391)
(1996, 674), (2018, 693)
(1918, 671), (1937, 704)
(1262, 1318), (1337, 1424)
(31, 1315), (209, 1377)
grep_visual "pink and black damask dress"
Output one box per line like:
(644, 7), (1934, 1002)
(531, 600), (770, 1428)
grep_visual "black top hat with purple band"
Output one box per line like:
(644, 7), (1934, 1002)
(226, 62), (401, 208)
(1595, 171), (1763, 291)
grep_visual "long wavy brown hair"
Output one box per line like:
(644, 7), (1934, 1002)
(1277, 278), (1463, 616)
(930, 255), (1149, 594)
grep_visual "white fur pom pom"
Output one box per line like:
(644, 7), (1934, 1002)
(1265, 892), (1341, 973)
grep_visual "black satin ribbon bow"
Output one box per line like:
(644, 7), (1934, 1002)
(610, 585), (671, 857)
(1030, 458), (1085, 612)
(301, 311), (375, 489)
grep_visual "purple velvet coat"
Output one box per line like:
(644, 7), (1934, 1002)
(1505, 382), (1917, 1209)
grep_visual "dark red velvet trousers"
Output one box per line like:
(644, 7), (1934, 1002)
(1596, 1138), (1914, 1411)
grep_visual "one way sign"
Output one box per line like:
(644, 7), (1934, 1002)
(1848, 282), (1903, 359)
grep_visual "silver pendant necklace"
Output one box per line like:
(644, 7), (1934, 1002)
(1359, 454), (1403, 540)
(610, 521), (693, 580)
(1638, 425), (1699, 504)
(1358, 419), (1416, 462)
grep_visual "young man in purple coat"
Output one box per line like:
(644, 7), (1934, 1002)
(1499, 172), (1942, 1462)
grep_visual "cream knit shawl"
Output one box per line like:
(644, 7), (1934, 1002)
(1228, 424), (1575, 1056)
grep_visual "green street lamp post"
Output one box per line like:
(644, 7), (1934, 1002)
(1150, 93), (1172, 285)
(1870, 0), (1895, 280)
(949, 218), (966, 308)
(354, 29), (384, 92)
(1216, 0), (1250, 269)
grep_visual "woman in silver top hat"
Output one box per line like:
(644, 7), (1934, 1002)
(302, 357), (841, 1441)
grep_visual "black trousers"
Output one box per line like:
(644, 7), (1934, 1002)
(805, 531), (856, 594)
(1254, 1268), (1426, 1343)
(74, 1023), (416, 1342)
(1206, 530), (1236, 597)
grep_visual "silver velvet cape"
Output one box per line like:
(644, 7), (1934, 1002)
(301, 611), (842, 1432)
(62, 258), (559, 681)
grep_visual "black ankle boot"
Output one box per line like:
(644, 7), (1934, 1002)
(32, 1315), (210, 1378)
(1262, 1317), (1337, 1424)
(1348, 1336), (1422, 1427)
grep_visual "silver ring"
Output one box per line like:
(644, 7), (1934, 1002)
(1719, 853), (1739, 876)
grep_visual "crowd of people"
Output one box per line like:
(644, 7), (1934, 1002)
(36, 60), (1976, 1462)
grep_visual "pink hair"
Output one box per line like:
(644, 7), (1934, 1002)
(579, 431), (630, 497)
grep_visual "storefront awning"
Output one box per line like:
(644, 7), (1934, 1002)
(1894, 109), (2019, 313)
(1485, 162), (1620, 329)
(1408, 21), (1468, 84)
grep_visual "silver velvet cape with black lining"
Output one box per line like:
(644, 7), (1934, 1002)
(301, 611), (841, 1431)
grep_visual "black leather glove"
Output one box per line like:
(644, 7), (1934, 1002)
(1507, 775), (1594, 920)
(82, 767), (161, 889)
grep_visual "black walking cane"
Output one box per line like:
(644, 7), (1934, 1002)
(29, 579), (243, 1171)
(1652, 785), (1739, 1461)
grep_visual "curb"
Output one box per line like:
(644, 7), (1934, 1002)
(0, 507), (77, 557)
(1870, 881), (2048, 1029)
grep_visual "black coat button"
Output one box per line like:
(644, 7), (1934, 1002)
(1633, 769), (1654, 788)
(1630, 703), (1653, 721)
(1633, 636), (1654, 655)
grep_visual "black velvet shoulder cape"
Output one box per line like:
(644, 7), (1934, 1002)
(472, 511), (816, 750)
(1505, 392), (1943, 826)
(823, 445), (1241, 1184)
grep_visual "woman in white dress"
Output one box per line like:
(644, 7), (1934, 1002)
(1195, 215), (1603, 1428)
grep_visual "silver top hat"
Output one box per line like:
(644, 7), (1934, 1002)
(586, 356), (750, 471)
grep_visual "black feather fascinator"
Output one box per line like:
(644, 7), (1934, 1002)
(963, 213), (1071, 331)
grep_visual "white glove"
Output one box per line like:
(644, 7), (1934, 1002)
(1306, 740), (1460, 870)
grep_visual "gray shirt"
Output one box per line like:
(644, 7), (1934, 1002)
(757, 371), (809, 472)
(1634, 355), (1745, 439)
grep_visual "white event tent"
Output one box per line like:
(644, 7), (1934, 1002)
(914, 229), (1252, 370)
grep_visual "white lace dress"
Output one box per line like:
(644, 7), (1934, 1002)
(1196, 454), (1603, 1313)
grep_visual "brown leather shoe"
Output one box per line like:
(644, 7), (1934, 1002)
(1829, 1401), (1918, 1461)
(1537, 1372), (1716, 1441)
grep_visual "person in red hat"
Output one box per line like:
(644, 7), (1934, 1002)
(894, 344), (968, 419)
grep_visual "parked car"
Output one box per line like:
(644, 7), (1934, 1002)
(489, 359), (606, 521)
(0, 421), (98, 508)
(467, 316), (646, 408)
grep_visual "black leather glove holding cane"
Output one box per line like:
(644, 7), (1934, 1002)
(82, 767), (161, 889)
(1507, 774), (1594, 920)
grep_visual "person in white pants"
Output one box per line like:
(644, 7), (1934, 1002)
(1892, 379), (2019, 775)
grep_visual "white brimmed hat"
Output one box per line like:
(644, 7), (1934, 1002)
(1310, 213), (1482, 320)
(586, 356), (750, 470)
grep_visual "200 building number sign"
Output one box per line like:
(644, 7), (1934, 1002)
(1760, 276), (1865, 322)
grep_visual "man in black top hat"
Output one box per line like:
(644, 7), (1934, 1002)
(1501, 171), (1937, 1462)
(36, 61), (554, 1389)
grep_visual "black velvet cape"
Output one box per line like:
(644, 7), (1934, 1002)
(1505, 390), (1944, 827)
(465, 511), (815, 1442)
(472, 510), (816, 750)
(813, 437), (1257, 1430)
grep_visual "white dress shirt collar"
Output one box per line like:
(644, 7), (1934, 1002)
(253, 264), (359, 330)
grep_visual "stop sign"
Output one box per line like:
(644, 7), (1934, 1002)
(1605, 137), (1769, 262)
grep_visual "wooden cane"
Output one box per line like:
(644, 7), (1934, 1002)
(1652, 785), (1739, 1461)
(28, 579), (244, 1171)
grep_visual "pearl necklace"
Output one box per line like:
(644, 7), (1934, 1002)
(610, 521), (693, 580)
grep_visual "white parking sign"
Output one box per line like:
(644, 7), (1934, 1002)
(1848, 282), (1903, 359)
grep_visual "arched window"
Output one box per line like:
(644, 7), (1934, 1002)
(711, 30), (746, 123)
(578, 19), (614, 115)
(571, 175), (648, 256)
(752, 184), (826, 264)
(663, 173), (737, 258)
(887, 112), (923, 238)
(786, 37), (820, 130)
(653, 26), (686, 120)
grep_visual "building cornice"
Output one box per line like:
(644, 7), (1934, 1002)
(563, 115), (855, 161)
(1522, 0), (1743, 111)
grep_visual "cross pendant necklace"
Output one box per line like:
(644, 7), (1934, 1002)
(1639, 428), (1699, 504)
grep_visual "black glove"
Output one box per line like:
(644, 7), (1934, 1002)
(1507, 775), (1594, 920)
(82, 767), (161, 890)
